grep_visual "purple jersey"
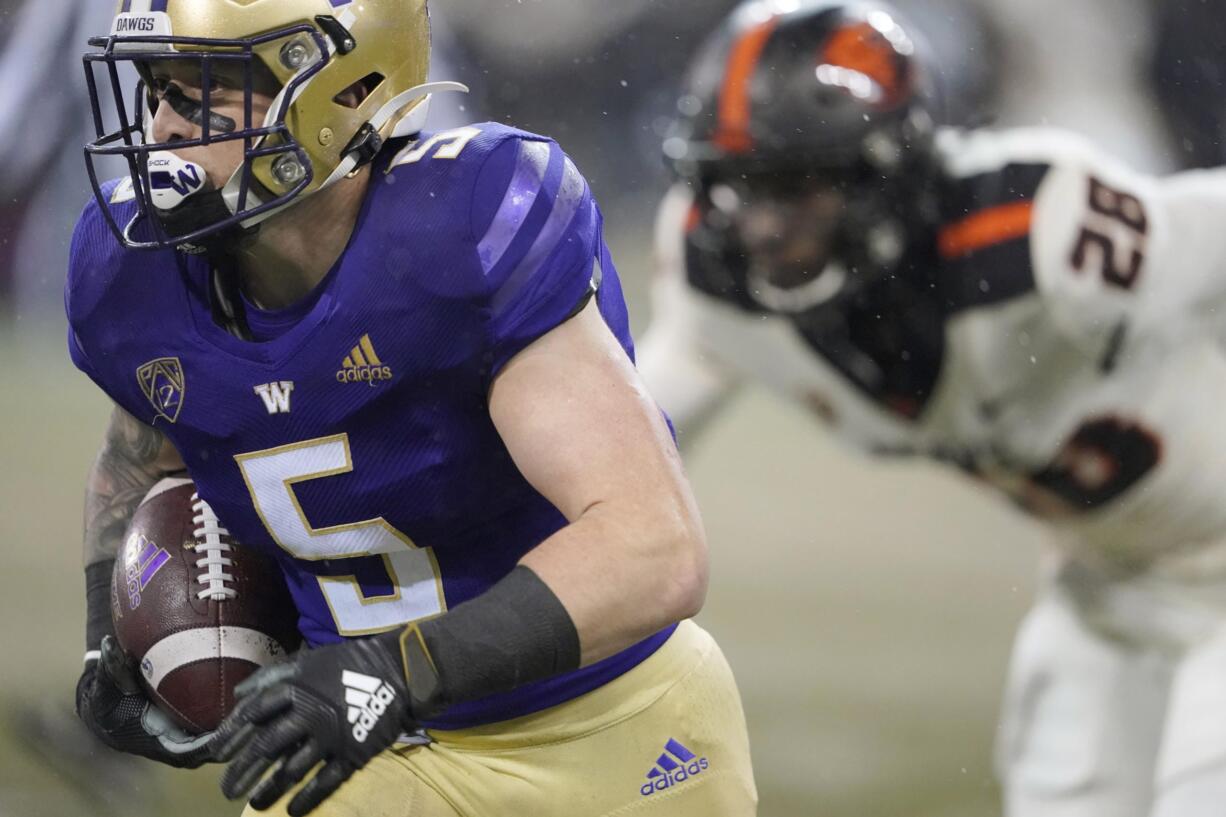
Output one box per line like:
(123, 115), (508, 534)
(65, 123), (674, 729)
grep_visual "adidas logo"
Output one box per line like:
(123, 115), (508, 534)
(336, 334), (393, 386)
(640, 738), (710, 797)
(342, 669), (396, 743)
(124, 532), (170, 610)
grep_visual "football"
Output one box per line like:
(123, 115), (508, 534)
(111, 477), (300, 734)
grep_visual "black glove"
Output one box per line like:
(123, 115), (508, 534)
(76, 635), (214, 768)
(210, 629), (419, 817)
(211, 567), (581, 816)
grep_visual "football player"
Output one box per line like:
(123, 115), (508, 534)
(638, 1), (1226, 816)
(67, 1), (757, 815)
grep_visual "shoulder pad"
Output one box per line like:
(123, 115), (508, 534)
(383, 122), (536, 186)
(931, 139), (1049, 311)
(1029, 144), (1160, 354)
(937, 126), (1097, 181)
(66, 180), (141, 326)
(371, 123), (597, 307)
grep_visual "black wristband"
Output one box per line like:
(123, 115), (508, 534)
(85, 560), (117, 653)
(399, 566), (581, 718)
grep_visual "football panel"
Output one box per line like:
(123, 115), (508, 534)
(111, 481), (210, 658)
(142, 625), (292, 732)
(153, 661), (225, 734)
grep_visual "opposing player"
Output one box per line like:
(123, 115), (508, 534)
(67, 1), (757, 815)
(638, 2), (1226, 815)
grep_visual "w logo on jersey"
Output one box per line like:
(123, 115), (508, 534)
(137, 357), (186, 423)
(254, 382), (295, 415)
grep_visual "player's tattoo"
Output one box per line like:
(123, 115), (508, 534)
(83, 408), (182, 566)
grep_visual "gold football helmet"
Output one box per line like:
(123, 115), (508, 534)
(84, 0), (466, 250)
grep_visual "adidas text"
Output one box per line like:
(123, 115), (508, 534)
(640, 757), (710, 796)
(641, 739), (709, 797)
(343, 670), (397, 743)
(352, 684), (395, 742)
(337, 334), (393, 387)
(336, 365), (394, 386)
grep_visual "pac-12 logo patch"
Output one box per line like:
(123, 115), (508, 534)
(137, 357), (186, 423)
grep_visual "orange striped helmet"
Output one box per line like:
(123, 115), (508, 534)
(665, 0), (944, 315)
(665, 0), (940, 176)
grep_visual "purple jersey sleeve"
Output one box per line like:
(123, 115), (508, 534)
(67, 326), (98, 380)
(65, 196), (106, 382)
(64, 183), (140, 413)
(470, 136), (601, 380)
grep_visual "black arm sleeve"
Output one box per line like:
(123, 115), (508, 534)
(85, 560), (116, 653)
(394, 566), (581, 718)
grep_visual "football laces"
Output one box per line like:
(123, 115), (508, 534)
(190, 493), (238, 601)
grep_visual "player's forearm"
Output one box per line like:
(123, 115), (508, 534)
(82, 407), (183, 567)
(487, 301), (711, 664)
(521, 492), (708, 666)
(392, 486), (707, 719)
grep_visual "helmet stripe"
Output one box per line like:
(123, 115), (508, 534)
(150, 0), (168, 10)
(713, 17), (778, 154)
(938, 202), (1034, 260)
(821, 22), (905, 105)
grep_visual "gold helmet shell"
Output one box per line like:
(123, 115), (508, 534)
(86, 0), (463, 248)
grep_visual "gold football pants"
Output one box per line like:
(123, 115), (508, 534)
(243, 620), (757, 816)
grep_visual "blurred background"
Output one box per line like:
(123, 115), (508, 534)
(0, 0), (1221, 814)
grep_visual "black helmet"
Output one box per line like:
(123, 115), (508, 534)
(667, 0), (943, 314)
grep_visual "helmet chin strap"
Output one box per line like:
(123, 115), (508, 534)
(321, 80), (470, 184)
(221, 80), (470, 230)
(387, 82), (471, 138)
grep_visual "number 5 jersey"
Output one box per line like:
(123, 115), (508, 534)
(65, 123), (675, 730)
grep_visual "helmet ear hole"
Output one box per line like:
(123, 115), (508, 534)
(334, 72), (386, 109)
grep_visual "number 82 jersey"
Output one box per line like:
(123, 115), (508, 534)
(646, 125), (1226, 574)
(64, 122), (671, 729)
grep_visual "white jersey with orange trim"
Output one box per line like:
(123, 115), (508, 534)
(639, 126), (1226, 583)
